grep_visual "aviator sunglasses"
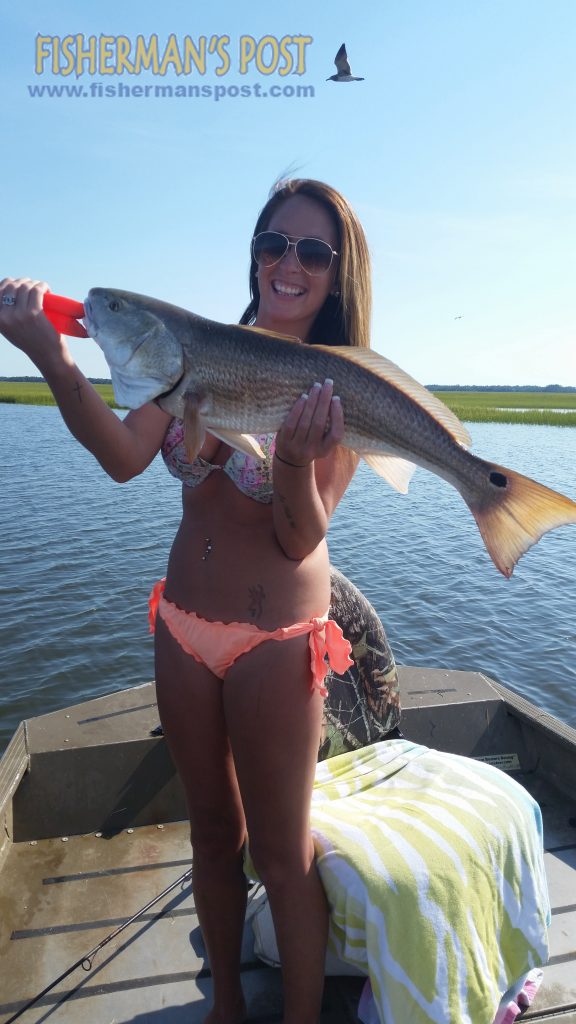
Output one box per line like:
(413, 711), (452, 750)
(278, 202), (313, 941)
(252, 231), (339, 276)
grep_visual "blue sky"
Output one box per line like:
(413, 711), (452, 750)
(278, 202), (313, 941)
(1, 0), (574, 385)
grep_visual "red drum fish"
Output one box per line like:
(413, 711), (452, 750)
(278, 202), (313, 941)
(83, 287), (576, 577)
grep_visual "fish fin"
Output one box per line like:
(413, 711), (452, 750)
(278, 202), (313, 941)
(183, 392), (206, 460)
(360, 453), (417, 493)
(314, 345), (472, 447)
(463, 461), (576, 577)
(235, 324), (302, 343)
(207, 428), (265, 460)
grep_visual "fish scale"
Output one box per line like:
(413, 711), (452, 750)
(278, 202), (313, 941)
(183, 326), (453, 459)
(203, 331), (472, 481)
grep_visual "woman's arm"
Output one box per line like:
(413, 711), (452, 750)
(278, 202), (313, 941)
(0, 278), (171, 481)
(272, 379), (358, 560)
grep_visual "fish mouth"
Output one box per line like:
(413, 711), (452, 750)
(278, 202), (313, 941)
(82, 299), (166, 368)
(82, 296), (97, 336)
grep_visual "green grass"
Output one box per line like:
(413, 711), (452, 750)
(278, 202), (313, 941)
(432, 391), (576, 427)
(1, 382), (575, 426)
(0, 381), (118, 408)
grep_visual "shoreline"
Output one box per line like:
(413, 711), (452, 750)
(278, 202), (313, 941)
(1, 382), (575, 427)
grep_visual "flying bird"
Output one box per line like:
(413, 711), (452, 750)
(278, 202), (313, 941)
(327, 43), (364, 82)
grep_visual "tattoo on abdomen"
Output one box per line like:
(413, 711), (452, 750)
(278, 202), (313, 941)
(248, 584), (265, 619)
(277, 493), (296, 529)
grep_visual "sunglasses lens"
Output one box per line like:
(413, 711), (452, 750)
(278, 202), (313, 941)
(296, 238), (334, 275)
(252, 232), (336, 275)
(252, 232), (288, 267)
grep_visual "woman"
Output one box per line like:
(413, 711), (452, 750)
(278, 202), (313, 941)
(0, 178), (372, 1024)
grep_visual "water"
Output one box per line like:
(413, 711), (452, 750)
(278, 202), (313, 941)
(1, 404), (575, 754)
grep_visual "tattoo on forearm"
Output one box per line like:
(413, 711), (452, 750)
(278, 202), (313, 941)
(248, 583), (265, 619)
(277, 492), (297, 529)
(73, 381), (83, 403)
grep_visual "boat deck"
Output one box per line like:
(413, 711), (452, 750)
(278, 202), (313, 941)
(1, 668), (575, 1023)
(0, 819), (370, 1023)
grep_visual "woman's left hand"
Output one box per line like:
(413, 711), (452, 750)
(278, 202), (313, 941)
(275, 378), (344, 467)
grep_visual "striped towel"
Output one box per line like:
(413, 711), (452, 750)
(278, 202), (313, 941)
(310, 740), (550, 1024)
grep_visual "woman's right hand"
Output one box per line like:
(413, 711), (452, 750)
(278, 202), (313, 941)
(0, 277), (72, 371)
(0, 277), (171, 481)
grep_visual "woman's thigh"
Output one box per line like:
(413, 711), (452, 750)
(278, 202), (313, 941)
(223, 635), (324, 863)
(154, 615), (246, 852)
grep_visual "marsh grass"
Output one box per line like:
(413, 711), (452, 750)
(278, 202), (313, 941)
(432, 391), (576, 427)
(441, 407), (576, 427)
(0, 382), (574, 425)
(0, 382), (118, 407)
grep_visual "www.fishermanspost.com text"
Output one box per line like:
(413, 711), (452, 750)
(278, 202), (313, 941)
(26, 81), (315, 101)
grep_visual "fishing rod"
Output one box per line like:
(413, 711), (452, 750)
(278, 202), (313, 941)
(5, 867), (193, 1023)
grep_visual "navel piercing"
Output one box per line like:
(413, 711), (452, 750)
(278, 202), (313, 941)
(201, 538), (213, 561)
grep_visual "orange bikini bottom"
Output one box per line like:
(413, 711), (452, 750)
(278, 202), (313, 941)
(148, 578), (353, 697)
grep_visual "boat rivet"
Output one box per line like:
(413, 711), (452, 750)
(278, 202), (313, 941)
(61, 837), (69, 842)
(64, 738), (69, 743)
(157, 824), (164, 830)
(29, 840), (37, 846)
(95, 832), (103, 838)
(127, 828), (134, 834)
(65, 714), (70, 719)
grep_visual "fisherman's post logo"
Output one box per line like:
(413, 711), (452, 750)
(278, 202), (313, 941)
(30, 34), (315, 101)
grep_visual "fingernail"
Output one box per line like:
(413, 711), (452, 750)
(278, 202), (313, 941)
(324, 378), (333, 386)
(332, 395), (341, 402)
(301, 392), (309, 400)
(313, 382), (322, 389)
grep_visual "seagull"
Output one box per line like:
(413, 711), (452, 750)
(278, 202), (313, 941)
(327, 43), (364, 82)
(454, 315), (464, 320)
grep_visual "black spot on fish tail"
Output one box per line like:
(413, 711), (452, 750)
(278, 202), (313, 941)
(489, 471), (508, 488)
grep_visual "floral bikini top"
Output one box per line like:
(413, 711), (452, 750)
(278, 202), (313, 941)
(161, 418), (276, 504)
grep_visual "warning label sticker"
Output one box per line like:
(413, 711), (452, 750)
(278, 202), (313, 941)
(474, 753), (521, 771)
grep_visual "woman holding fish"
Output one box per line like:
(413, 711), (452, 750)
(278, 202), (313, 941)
(0, 179), (372, 1024)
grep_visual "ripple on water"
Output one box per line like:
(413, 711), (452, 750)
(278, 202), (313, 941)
(1, 406), (575, 752)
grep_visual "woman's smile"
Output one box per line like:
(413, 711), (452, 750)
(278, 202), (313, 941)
(271, 278), (307, 298)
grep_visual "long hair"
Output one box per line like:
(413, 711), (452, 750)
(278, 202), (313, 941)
(239, 179), (372, 349)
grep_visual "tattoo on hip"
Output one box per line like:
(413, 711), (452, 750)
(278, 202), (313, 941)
(248, 583), (265, 619)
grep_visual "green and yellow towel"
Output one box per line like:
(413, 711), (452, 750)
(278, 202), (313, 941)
(310, 740), (549, 1024)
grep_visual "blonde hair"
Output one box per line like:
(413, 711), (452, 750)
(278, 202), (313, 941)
(240, 179), (372, 349)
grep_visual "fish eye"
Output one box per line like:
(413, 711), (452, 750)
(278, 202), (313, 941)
(108, 299), (121, 312)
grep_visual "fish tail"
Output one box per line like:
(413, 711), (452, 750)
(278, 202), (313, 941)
(464, 462), (576, 578)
